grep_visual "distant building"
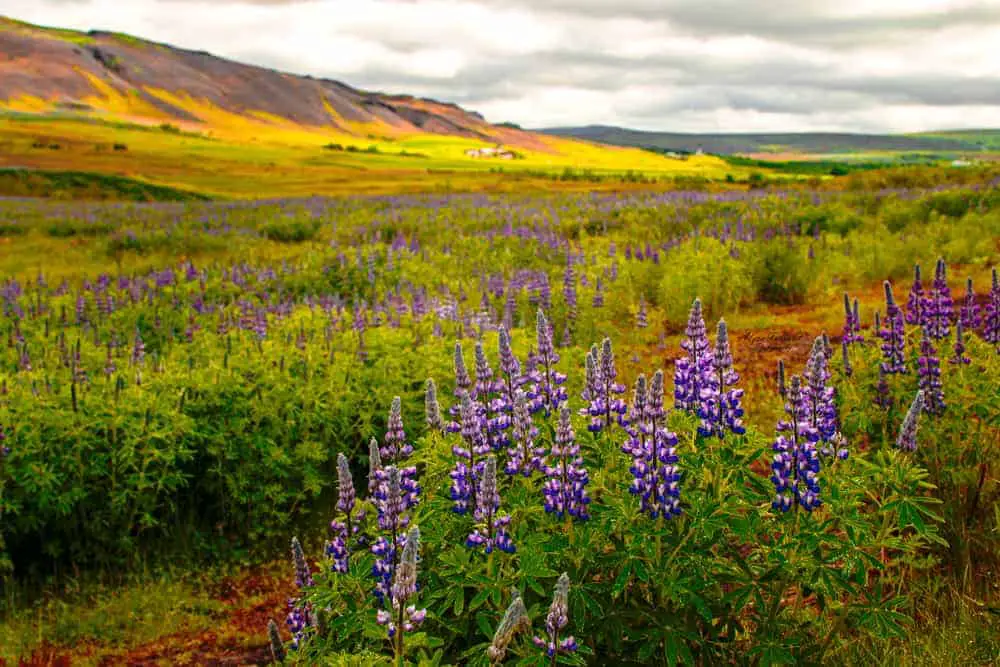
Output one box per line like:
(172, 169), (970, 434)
(465, 144), (516, 159)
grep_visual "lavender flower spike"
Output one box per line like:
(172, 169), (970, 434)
(896, 391), (925, 451)
(698, 318), (746, 438)
(425, 378), (444, 431)
(917, 327), (945, 415)
(904, 264), (926, 326)
(368, 437), (382, 499)
(532, 573), (578, 658)
(959, 277), (981, 332)
(880, 281), (907, 374)
(467, 455), (515, 554)
(383, 396), (413, 462)
(984, 268), (1000, 347)
(291, 536), (314, 588)
(488, 593), (530, 663)
(674, 298), (714, 413)
(542, 405), (591, 521)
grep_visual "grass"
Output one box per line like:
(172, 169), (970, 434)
(0, 167), (212, 201)
(0, 113), (748, 198)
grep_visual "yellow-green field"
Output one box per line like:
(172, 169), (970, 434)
(0, 113), (746, 198)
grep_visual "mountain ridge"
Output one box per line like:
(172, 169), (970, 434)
(0, 15), (554, 152)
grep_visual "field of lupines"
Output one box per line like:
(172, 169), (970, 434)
(1, 175), (999, 664)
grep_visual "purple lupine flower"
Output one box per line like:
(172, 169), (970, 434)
(267, 619), (286, 663)
(842, 293), (863, 344)
(698, 319), (746, 438)
(542, 405), (591, 520)
(874, 366), (893, 410)
(285, 536), (318, 648)
(447, 342), (473, 431)
(958, 277), (981, 332)
(623, 371), (682, 519)
(636, 295), (648, 329)
(951, 320), (971, 365)
(425, 378), (444, 431)
(904, 264), (926, 326)
(368, 437), (382, 499)
(376, 525), (426, 647)
(532, 573), (577, 658)
(771, 376), (822, 512)
(372, 465), (419, 605)
(917, 327), (945, 415)
(336, 452), (356, 518)
(525, 310), (567, 416)
(896, 391), (925, 451)
(563, 261), (578, 321)
(674, 298), (714, 413)
(291, 536), (314, 588)
(925, 258), (953, 340)
(131, 328), (145, 367)
(467, 456), (515, 554)
(592, 277), (604, 308)
(582, 338), (628, 433)
(841, 339), (853, 377)
(474, 340), (509, 451)
(879, 281), (907, 374)
(383, 396), (414, 462)
(984, 268), (1000, 347)
(450, 394), (489, 514)
(505, 389), (544, 477)
(804, 336), (840, 455)
(487, 593), (530, 663)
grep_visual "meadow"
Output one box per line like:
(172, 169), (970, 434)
(0, 173), (999, 665)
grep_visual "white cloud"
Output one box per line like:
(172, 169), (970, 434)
(4, 0), (1000, 132)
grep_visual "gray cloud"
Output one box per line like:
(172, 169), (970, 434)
(4, 0), (1000, 131)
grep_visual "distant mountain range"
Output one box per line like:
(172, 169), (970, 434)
(539, 125), (1000, 156)
(0, 16), (552, 152)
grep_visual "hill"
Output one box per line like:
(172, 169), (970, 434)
(540, 125), (993, 157)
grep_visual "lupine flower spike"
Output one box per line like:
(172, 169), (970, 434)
(984, 268), (1000, 348)
(674, 298), (714, 413)
(896, 391), (925, 451)
(267, 619), (286, 664)
(542, 405), (591, 520)
(488, 592), (530, 663)
(285, 537), (316, 649)
(467, 455), (515, 554)
(624, 371), (682, 519)
(880, 281), (907, 374)
(327, 453), (356, 573)
(425, 378), (444, 431)
(951, 320), (971, 365)
(699, 319), (746, 438)
(771, 376), (822, 512)
(959, 277), (981, 332)
(926, 258), (953, 340)
(905, 264), (925, 325)
(917, 327), (945, 414)
(533, 573), (578, 659)
(376, 525), (427, 658)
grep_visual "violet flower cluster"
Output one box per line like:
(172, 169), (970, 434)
(917, 327), (945, 415)
(879, 281), (907, 375)
(505, 389), (545, 477)
(525, 310), (567, 416)
(925, 258), (954, 340)
(804, 337), (845, 459)
(674, 298), (714, 414)
(842, 293), (863, 344)
(326, 453), (357, 574)
(466, 456), (515, 554)
(542, 405), (591, 521)
(623, 372), (682, 519)
(905, 264), (925, 326)
(771, 376), (822, 512)
(532, 573), (578, 658)
(896, 391), (925, 451)
(450, 394), (490, 514)
(376, 525), (427, 642)
(285, 536), (317, 649)
(581, 338), (627, 433)
(698, 319), (746, 439)
(985, 268), (1000, 348)
(371, 461), (421, 606)
(959, 277), (981, 332)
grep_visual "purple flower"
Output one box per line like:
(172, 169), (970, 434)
(376, 525), (426, 646)
(425, 378), (444, 431)
(623, 371), (682, 519)
(879, 282), (907, 375)
(698, 319), (746, 438)
(841, 339), (853, 377)
(488, 593), (530, 663)
(131, 328), (145, 367)
(506, 389), (545, 477)
(581, 338), (627, 433)
(905, 264), (926, 326)
(466, 456), (515, 554)
(636, 295), (649, 329)
(372, 465), (420, 605)
(674, 298), (714, 413)
(525, 310), (567, 416)
(958, 277), (981, 332)
(984, 268), (1000, 347)
(917, 327), (945, 415)
(532, 573), (577, 658)
(842, 293), (863, 344)
(925, 258), (953, 340)
(367, 437), (382, 499)
(382, 396), (414, 462)
(896, 391), (925, 451)
(771, 376), (822, 512)
(542, 405), (591, 521)
(951, 320), (971, 365)
(336, 452), (356, 517)
(450, 395), (489, 514)
(804, 336), (841, 456)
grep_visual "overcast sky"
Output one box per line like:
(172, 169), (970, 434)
(6, 0), (1000, 132)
